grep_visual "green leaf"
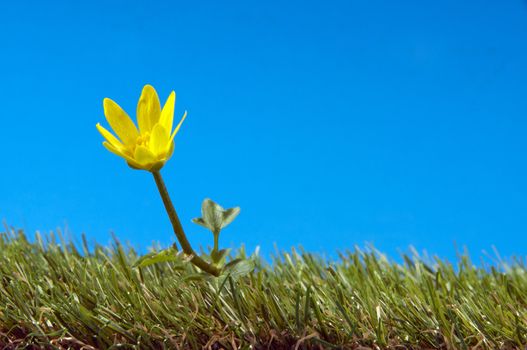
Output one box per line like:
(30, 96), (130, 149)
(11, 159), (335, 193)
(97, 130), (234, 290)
(193, 199), (241, 234)
(211, 248), (231, 264)
(133, 246), (182, 268)
(191, 217), (209, 230)
(221, 207), (240, 229)
(222, 259), (255, 278)
(182, 273), (212, 282)
(202, 198), (223, 234)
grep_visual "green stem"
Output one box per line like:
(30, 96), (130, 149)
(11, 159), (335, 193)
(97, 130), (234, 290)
(152, 171), (220, 276)
(213, 231), (220, 253)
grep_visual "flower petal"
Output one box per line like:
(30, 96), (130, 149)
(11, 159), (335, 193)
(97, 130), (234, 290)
(96, 123), (124, 149)
(103, 98), (139, 145)
(168, 111), (188, 144)
(134, 145), (156, 168)
(166, 141), (175, 158)
(150, 123), (170, 157)
(102, 141), (125, 157)
(102, 141), (141, 168)
(159, 91), (175, 134)
(136, 84), (161, 134)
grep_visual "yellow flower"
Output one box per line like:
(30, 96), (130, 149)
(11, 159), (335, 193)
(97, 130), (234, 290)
(96, 84), (187, 171)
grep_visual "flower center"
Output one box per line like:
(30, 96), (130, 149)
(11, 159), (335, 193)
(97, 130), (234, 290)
(136, 132), (151, 147)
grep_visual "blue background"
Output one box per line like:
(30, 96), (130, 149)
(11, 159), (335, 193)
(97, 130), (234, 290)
(1, 0), (526, 260)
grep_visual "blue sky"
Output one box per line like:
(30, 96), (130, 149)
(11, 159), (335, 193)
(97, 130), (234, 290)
(1, 0), (526, 260)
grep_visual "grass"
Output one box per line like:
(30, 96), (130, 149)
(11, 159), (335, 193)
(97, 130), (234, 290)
(0, 229), (525, 349)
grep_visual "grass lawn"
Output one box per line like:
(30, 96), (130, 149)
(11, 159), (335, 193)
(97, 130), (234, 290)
(0, 229), (525, 349)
